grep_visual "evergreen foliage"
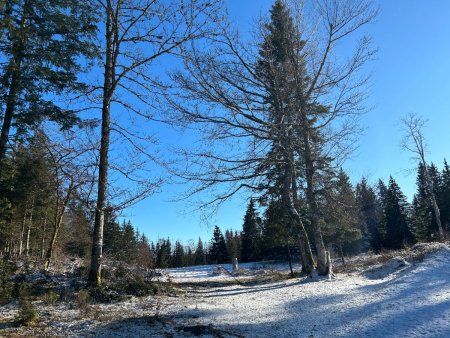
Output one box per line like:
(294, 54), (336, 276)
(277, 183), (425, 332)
(240, 199), (262, 262)
(209, 226), (229, 264)
(383, 177), (415, 249)
(322, 170), (361, 257)
(194, 237), (206, 265)
(356, 177), (382, 252)
(0, 0), (99, 159)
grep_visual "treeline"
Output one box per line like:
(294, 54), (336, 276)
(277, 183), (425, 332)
(1, 0), (447, 281)
(247, 160), (450, 264)
(1, 135), (448, 271)
(149, 160), (450, 269)
(0, 133), (93, 268)
(0, 0), (222, 286)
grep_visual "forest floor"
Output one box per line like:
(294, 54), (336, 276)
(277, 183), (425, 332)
(1, 242), (450, 337)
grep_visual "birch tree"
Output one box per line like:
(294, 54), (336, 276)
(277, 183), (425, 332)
(401, 112), (445, 241)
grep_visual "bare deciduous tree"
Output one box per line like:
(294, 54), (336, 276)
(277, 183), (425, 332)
(166, 0), (376, 275)
(41, 128), (97, 270)
(401, 112), (445, 241)
(88, 0), (223, 286)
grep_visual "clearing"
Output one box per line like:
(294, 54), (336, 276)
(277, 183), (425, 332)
(1, 242), (450, 337)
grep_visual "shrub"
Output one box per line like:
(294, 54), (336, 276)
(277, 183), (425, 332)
(0, 260), (16, 305)
(17, 283), (38, 325)
(75, 289), (91, 315)
(42, 290), (59, 305)
(126, 275), (159, 297)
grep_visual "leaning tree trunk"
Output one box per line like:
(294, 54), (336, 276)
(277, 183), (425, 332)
(282, 160), (315, 275)
(286, 244), (295, 277)
(44, 184), (73, 270)
(422, 165), (445, 241)
(88, 2), (114, 286)
(429, 193), (444, 240)
(302, 122), (329, 275)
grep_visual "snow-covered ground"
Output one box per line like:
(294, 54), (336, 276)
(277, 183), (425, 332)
(1, 244), (450, 337)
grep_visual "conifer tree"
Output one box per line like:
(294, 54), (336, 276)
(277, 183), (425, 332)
(241, 199), (262, 262)
(262, 198), (297, 275)
(103, 209), (122, 258)
(173, 241), (185, 267)
(412, 163), (436, 241)
(209, 226), (228, 264)
(0, 0), (98, 161)
(194, 237), (206, 265)
(440, 160), (450, 231)
(225, 230), (241, 262)
(355, 177), (381, 252)
(323, 169), (361, 260)
(136, 234), (154, 269)
(156, 238), (172, 269)
(383, 177), (415, 249)
(120, 220), (138, 264)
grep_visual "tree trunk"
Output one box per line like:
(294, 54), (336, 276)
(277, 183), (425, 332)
(286, 244), (294, 277)
(45, 183), (73, 270)
(18, 212), (26, 256)
(423, 164), (445, 241)
(339, 242), (345, 266)
(25, 199), (34, 257)
(89, 2), (114, 286)
(302, 119), (328, 275)
(0, 3), (27, 162)
(44, 213), (64, 270)
(282, 160), (315, 275)
(41, 214), (47, 259)
(0, 69), (20, 160)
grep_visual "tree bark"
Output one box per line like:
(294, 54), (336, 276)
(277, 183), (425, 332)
(41, 213), (47, 259)
(18, 212), (26, 256)
(282, 160), (315, 275)
(422, 165), (445, 241)
(0, 2), (27, 162)
(88, 1), (114, 286)
(25, 199), (34, 257)
(301, 113), (328, 275)
(286, 244), (294, 277)
(339, 242), (345, 266)
(44, 184), (73, 270)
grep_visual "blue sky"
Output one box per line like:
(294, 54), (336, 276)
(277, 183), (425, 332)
(123, 0), (450, 245)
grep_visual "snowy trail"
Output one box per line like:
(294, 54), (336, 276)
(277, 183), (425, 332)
(167, 248), (450, 337)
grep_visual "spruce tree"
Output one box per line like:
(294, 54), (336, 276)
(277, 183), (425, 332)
(323, 169), (361, 259)
(120, 220), (138, 264)
(440, 160), (450, 231)
(209, 226), (228, 264)
(103, 209), (122, 258)
(156, 238), (172, 269)
(0, 0), (98, 161)
(241, 199), (262, 262)
(412, 163), (435, 241)
(383, 177), (415, 249)
(194, 237), (206, 265)
(255, 0), (318, 273)
(355, 177), (381, 252)
(172, 241), (185, 267)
